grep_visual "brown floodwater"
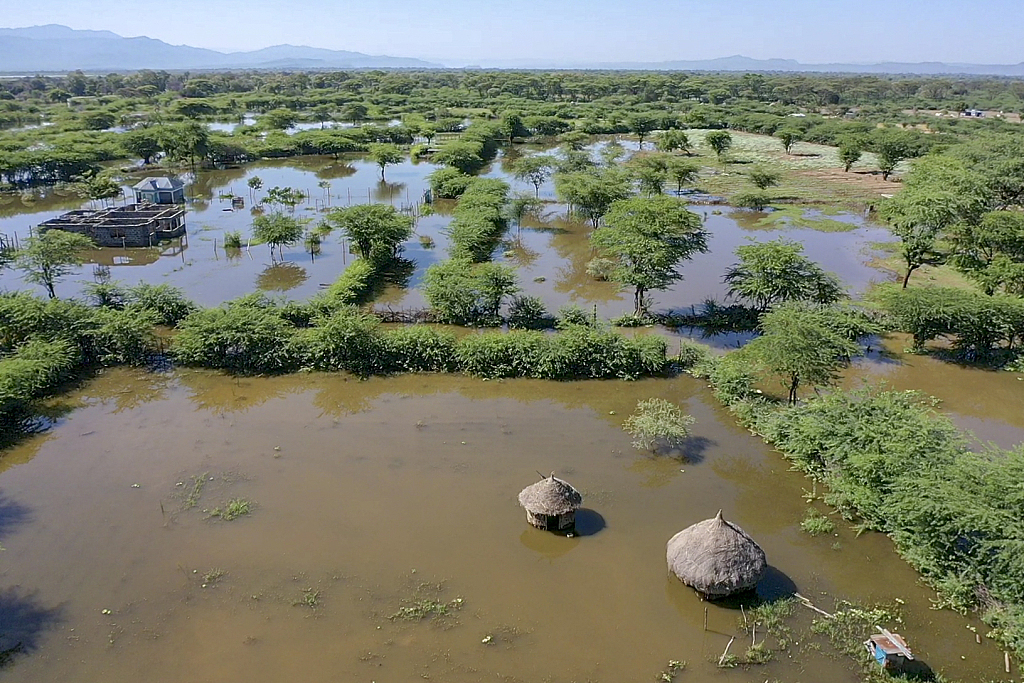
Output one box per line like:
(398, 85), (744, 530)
(0, 369), (1013, 682)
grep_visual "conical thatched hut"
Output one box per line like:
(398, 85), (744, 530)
(518, 473), (582, 533)
(666, 510), (767, 598)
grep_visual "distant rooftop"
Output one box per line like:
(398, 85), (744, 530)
(132, 177), (184, 191)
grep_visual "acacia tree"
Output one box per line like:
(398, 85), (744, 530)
(247, 176), (263, 203)
(705, 130), (733, 160)
(627, 153), (671, 196)
(947, 211), (1024, 295)
(838, 140), (863, 172)
(723, 238), (845, 311)
(367, 143), (403, 181)
(666, 158), (700, 195)
(121, 128), (162, 164)
(656, 129), (691, 155)
(252, 213), (304, 260)
(628, 113), (659, 150)
(328, 203), (413, 263)
(880, 157), (988, 288)
(776, 129), (800, 154)
(14, 230), (95, 298)
(510, 155), (553, 197)
(591, 195), (708, 316)
(554, 170), (630, 227)
(742, 303), (859, 405)
(748, 167), (781, 190)
(499, 111), (529, 144)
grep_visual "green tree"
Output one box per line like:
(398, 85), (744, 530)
(880, 157), (989, 288)
(510, 155), (553, 197)
(554, 170), (631, 227)
(499, 111), (529, 144)
(627, 153), (671, 196)
(161, 121), (209, 173)
(72, 171), (122, 202)
(14, 231), (95, 298)
(252, 213), (304, 260)
(838, 140), (863, 172)
(733, 191), (771, 211)
(367, 143), (403, 181)
(776, 129), (800, 154)
(557, 131), (589, 151)
(628, 113), (659, 150)
(705, 130), (733, 160)
(247, 176), (263, 203)
(723, 238), (845, 311)
(666, 158), (700, 195)
(423, 258), (520, 325)
(340, 102), (368, 123)
(656, 129), (691, 154)
(948, 210), (1024, 295)
(121, 128), (162, 165)
(262, 108), (298, 130)
(742, 303), (859, 404)
(748, 167), (781, 190)
(591, 196), (708, 315)
(874, 130), (918, 181)
(328, 203), (414, 263)
(433, 140), (485, 174)
(313, 104), (334, 129)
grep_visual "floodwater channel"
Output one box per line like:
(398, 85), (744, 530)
(0, 368), (1014, 682)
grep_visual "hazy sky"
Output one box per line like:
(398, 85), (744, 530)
(4, 0), (1023, 64)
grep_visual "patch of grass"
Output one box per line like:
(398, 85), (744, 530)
(657, 659), (686, 682)
(296, 587), (320, 609)
(743, 642), (773, 664)
(801, 508), (837, 536)
(209, 498), (253, 521)
(745, 206), (857, 233)
(183, 472), (209, 510)
(741, 598), (797, 649)
(202, 568), (226, 585)
(389, 596), (464, 621)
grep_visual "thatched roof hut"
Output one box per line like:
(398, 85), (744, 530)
(666, 510), (767, 598)
(518, 473), (582, 533)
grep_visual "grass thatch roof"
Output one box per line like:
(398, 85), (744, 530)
(666, 510), (767, 598)
(518, 473), (582, 516)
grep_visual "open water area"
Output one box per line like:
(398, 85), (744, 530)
(0, 143), (1022, 681)
(0, 369), (1014, 682)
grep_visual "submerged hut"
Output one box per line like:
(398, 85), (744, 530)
(518, 473), (582, 533)
(666, 510), (767, 598)
(865, 630), (915, 672)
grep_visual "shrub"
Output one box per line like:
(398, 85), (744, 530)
(86, 308), (158, 366)
(428, 167), (474, 199)
(623, 398), (696, 451)
(223, 230), (243, 249)
(800, 508), (836, 536)
(556, 305), (594, 329)
(507, 295), (550, 330)
(172, 303), (299, 375)
(381, 326), (458, 373)
(126, 283), (197, 326)
(0, 339), (80, 415)
(455, 330), (547, 378)
(733, 191), (771, 211)
(303, 306), (385, 376)
(83, 281), (128, 309)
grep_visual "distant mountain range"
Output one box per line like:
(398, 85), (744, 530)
(0, 25), (440, 72)
(2, 25), (1023, 76)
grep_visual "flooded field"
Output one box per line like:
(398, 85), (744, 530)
(0, 368), (1012, 682)
(0, 144), (891, 313)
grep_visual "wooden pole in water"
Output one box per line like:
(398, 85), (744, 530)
(703, 606), (708, 632)
(1007, 652), (1012, 674)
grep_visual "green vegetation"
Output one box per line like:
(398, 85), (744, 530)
(623, 398), (696, 452)
(724, 238), (844, 311)
(209, 498), (253, 521)
(591, 195), (708, 316)
(326, 203), (413, 263)
(13, 231), (94, 299)
(801, 508), (837, 536)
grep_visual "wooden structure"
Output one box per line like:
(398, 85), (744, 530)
(39, 203), (186, 248)
(133, 177), (185, 204)
(518, 473), (582, 534)
(865, 629), (915, 672)
(666, 510), (767, 599)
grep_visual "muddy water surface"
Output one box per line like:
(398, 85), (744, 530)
(0, 369), (1011, 682)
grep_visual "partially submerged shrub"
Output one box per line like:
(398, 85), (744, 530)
(623, 398), (696, 451)
(126, 283), (197, 326)
(507, 295), (550, 330)
(800, 508), (836, 536)
(173, 303), (300, 374)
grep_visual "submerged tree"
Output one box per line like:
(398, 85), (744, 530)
(327, 203), (414, 263)
(14, 230), (95, 298)
(367, 143), (403, 181)
(252, 213), (304, 260)
(591, 196), (708, 316)
(510, 155), (554, 197)
(742, 303), (859, 405)
(724, 238), (844, 311)
(623, 398), (696, 452)
(554, 170), (631, 227)
(656, 129), (691, 155)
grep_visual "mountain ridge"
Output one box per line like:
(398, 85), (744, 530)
(2, 25), (1023, 76)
